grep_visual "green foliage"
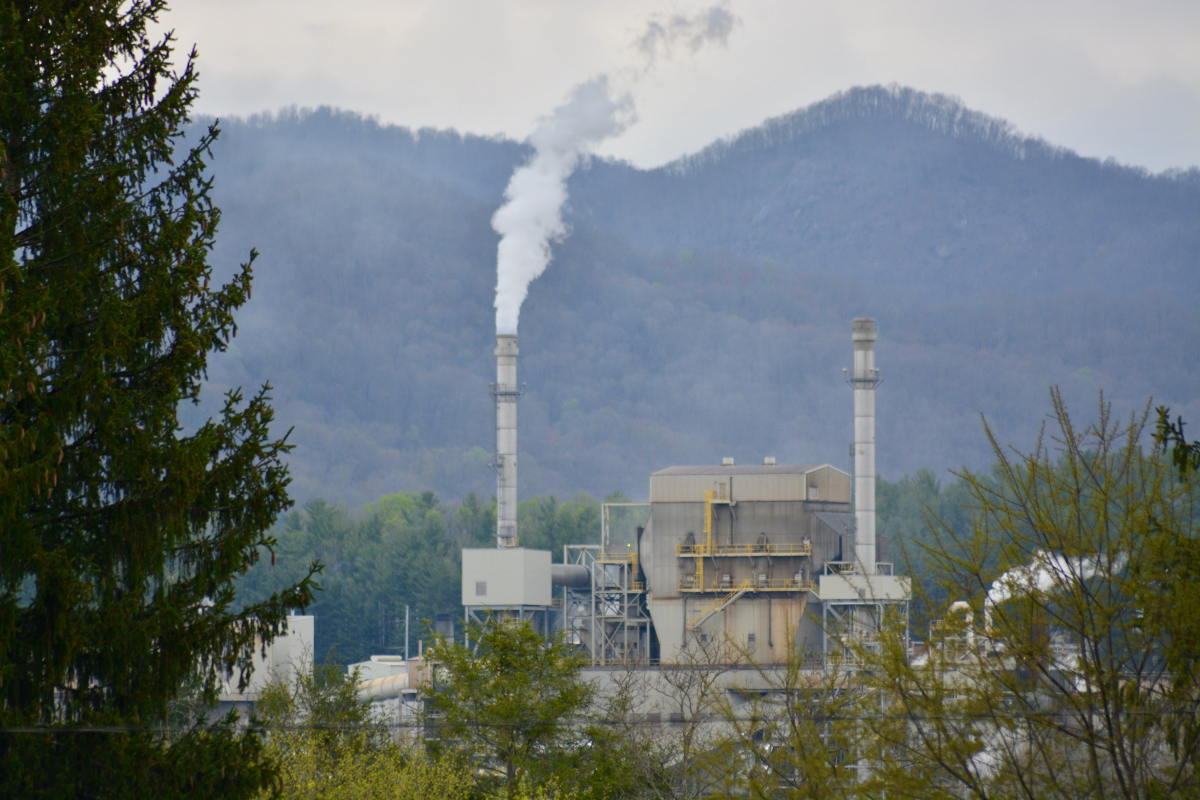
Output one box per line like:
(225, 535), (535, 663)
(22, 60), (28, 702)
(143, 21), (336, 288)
(425, 620), (595, 799)
(518, 492), (601, 558)
(256, 663), (476, 800)
(728, 656), (897, 800)
(241, 489), (611, 661)
(0, 1), (315, 796)
(600, 491), (651, 546)
(240, 493), (463, 663)
(877, 468), (978, 615)
(867, 390), (1200, 799)
(453, 491), (498, 547)
(1156, 406), (1200, 481)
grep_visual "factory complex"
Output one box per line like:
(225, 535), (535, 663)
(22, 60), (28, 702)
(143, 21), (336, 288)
(326, 318), (914, 725)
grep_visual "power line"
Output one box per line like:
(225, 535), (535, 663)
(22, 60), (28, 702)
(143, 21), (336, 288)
(2, 707), (1197, 735)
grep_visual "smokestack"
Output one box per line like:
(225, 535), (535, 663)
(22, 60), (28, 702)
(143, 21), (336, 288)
(850, 318), (880, 573)
(493, 334), (522, 547)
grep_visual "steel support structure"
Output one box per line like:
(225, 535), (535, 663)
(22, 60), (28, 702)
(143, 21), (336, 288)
(563, 545), (653, 666)
(463, 604), (554, 651)
(819, 562), (909, 668)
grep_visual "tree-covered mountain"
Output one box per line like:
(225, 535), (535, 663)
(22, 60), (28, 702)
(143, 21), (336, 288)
(190, 85), (1199, 508)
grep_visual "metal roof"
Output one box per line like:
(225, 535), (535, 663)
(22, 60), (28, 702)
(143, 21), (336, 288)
(814, 511), (856, 536)
(651, 464), (831, 476)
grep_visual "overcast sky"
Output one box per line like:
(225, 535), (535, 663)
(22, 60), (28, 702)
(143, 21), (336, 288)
(162, 0), (1199, 173)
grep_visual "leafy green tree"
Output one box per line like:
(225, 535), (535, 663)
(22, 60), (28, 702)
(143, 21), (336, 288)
(453, 491), (497, 547)
(867, 390), (1200, 799)
(256, 662), (476, 800)
(518, 492), (601, 559)
(240, 492), (463, 663)
(725, 648), (905, 800)
(425, 620), (595, 799)
(0, 2), (316, 795)
(877, 468), (979, 614)
(1156, 406), (1200, 480)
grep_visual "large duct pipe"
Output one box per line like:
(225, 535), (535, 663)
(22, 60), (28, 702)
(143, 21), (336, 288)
(357, 672), (409, 702)
(493, 334), (521, 547)
(850, 318), (880, 573)
(552, 564), (590, 587)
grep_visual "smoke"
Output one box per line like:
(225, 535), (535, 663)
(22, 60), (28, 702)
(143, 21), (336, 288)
(636, 3), (737, 66)
(492, 78), (632, 335)
(492, 4), (738, 335)
(986, 549), (1126, 607)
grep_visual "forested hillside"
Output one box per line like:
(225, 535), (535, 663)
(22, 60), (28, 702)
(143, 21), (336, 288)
(191, 85), (1200, 509)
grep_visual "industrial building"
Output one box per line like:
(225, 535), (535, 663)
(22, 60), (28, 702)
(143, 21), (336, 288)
(457, 317), (910, 670)
(354, 318), (911, 717)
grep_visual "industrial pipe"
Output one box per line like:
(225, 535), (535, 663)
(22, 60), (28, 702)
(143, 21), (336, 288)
(356, 672), (409, 702)
(552, 564), (590, 587)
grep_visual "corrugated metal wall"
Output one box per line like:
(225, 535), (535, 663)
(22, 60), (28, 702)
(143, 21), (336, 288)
(649, 465), (850, 504)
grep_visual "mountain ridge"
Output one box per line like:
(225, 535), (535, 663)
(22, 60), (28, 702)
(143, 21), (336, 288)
(185, 85), (1199, 507)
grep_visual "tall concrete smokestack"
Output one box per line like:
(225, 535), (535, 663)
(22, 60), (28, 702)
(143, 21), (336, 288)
(850, 318), (880, 573)
(492, 334), (522, 547)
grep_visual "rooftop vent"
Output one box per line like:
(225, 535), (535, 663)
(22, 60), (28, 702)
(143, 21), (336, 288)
(763, 456), (776, 465)
(722, 457), (735, 466)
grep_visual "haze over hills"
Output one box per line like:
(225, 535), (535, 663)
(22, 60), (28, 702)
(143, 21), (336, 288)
(191, 85), (1200, 508)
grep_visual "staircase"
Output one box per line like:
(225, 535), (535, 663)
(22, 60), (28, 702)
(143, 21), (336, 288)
(686, 580), (753, 630)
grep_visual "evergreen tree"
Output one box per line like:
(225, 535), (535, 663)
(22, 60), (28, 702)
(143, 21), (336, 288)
(0, 1), (318, 795)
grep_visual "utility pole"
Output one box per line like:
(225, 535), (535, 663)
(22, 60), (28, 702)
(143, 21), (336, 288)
(405, 605), (410, 661)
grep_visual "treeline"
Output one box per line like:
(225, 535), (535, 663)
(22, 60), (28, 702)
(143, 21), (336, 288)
(239, 473), (970, 663)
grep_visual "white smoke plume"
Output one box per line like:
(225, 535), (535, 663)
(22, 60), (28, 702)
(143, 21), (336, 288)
(985, 549), (1125, 615)
(492, 77), (631, 335)
(636, 2), (737, 66)
(492, 4), (738, 335)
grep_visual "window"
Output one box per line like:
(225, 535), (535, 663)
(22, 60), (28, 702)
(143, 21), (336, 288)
(475, 581), (487, 596)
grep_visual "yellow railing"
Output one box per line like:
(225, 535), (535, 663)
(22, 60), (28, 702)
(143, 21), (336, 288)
(679, 577), (818, 593)
(593, 551), (644, 592)
(686, 580), (753, 629)
(676, 542), (812, 557)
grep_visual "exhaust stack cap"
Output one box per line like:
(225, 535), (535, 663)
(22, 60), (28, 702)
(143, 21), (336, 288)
(722, 457), (735, 466)
(763, 456), (776, 465)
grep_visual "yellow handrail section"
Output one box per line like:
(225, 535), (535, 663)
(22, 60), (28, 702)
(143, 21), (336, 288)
(686, 579), (753, 630)
(593, 550), (645, 592)
(697, 490), (714, 590)
(675, 542), (812, 557)
(679, 577), (818, 593)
